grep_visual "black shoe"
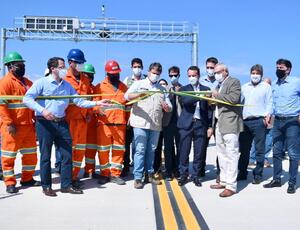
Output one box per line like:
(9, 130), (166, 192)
(193, 177), (202, 187)
(43, 188), (57, 197)
(72, 179), (84, 189)
(173, 171), (180, 179)
(61, 186), (83, 194)
(263, 179), (281, 188)
(20, 179), (41, 187)
(6, 185), (19, 194)
(110, 176), (126, 185)
(165, 173), (173, 181)
(0, 170), (3, 181)
(134, 179), (144, 189)
(178, 177), (188, 186)
(287, 184), (296, 194)
(120, 166), (130, 177)
(98, 176), (110, 185)
(199, 171), (206, 177)
(237, 173), (247, 181)
(252, 177), (262, 185)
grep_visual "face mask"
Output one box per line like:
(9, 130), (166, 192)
(107, 73), (120, 84)
(215, 73), (224, 83)
(207, 69), (214, 77)
(12, 63), (25, 78)
(132, 67), (142, 77)
(276, 69), (286, 79)
(170, 76), (179, 85)
(189, 76), (198, 85)
(76, 63), (84, 72)
(58, 68), (67, 78)
(250, 74), (261, 84)
(149, 73), (160, 83)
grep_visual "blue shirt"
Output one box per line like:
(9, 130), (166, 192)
(200, 75), (219, 90)
(272, 76), (300, 116)
(23, 74), (97, 118)
(241, 81), (273, 119)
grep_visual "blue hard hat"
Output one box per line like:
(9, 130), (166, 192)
(67, 49), (86, 64)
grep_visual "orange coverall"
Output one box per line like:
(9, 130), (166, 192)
(94, 77), (128, 177)
(0, 72), (37, 186)
(65, 69), (91, 180)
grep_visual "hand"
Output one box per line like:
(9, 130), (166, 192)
(96, 99), (112, 107)
(264, 114), (271, 126)
(175, 85), (181, 92)
(161, 101), (171, 112)
(207, 128), (213, 138)
(97, 107), (106, 116)
(7, 124), (17, 136)
(212, 90), (219, 98)
(42, 109), (55, 120)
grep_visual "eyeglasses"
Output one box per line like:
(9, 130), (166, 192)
(169, 74), (179, 78)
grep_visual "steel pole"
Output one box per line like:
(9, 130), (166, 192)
(192, 32), (198, 66)
(1, 28), (7, 76)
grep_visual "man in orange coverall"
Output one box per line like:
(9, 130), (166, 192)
(94, 60), (128, 185)
(64, 48), (91, 188)
(0, 52), (40, 193)
(81, 64), (99, 179)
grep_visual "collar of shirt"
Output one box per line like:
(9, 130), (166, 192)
(204, 75), (216, 83)
(276, 76), (290, 85)
(46, 74), (64, 85)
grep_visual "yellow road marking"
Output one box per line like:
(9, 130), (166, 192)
(157, 180), (178, 230)
(170, 180), (201, 230)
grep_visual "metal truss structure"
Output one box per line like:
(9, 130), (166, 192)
(1, 16), (199, 75)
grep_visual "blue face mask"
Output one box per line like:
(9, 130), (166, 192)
(170, 76), (178, 85)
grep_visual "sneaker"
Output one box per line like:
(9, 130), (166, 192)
(98, 175), (110, 185)
(110, 176), (126, 185)
(149, 174), (162, 185)
(20, 179), (41, 187)
(134, 179), (143, 189)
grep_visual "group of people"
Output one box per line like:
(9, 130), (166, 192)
(0, 49), (299, 198)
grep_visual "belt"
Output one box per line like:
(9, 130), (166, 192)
(192, 118), (201, 122)
(37, 116), (65, 123)
(244, 116), (264, 121)
(275, 115), (298, 120)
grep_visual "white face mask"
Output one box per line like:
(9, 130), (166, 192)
(215, 73), (225, 83)
(58, 68), (67, 78)
(250, 74), (262, 84)
(170, 76), (178, 85)
(132, 67), (142, 76)
(149, 73), (160, 83)
(207, 69), (215, 77)
(189, 76), (198, 85)
(76, 63), (84, 72)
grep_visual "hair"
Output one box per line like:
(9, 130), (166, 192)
(206, 57), (218, 65)
(148, 62), (162, 74)
(158, 78), (168, 85)
(187, 66), (200, 75)
(168, 66), (180, 74)
(215, 63), (229, 76)
(46, 57), (65, 76)
(250, 64), (263, 76)
(276, 58), (292, 69)
(131, 58), (143, 68)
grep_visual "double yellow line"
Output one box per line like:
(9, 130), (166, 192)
(153, 179), (209, 230)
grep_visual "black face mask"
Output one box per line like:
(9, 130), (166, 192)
(276, 69), (286, 79)
(107, 73), (120, 84)
(12, 63), (25, 78)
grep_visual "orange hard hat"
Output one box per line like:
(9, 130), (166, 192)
(105, 60), (121, 74)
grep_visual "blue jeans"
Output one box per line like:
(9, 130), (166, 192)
(54, 144), (62, 173)
(249, 128), (273, 163)
(133, 128), (160, 180)
(36, 118), (73, 189)
(273, 116), (300, 185)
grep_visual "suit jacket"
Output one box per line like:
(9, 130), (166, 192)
(214, 76), (243, 134)
(177, 84), (212, 130)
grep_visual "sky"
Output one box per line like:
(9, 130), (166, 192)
(1, 0), (300, 85)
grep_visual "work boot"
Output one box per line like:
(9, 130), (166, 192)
(120, 166), (130, 177)
(72, 179), (84, 189)
(20, 179), (41, 187)
(134, 179), (143, 189)
(110, 176), (126, 185)
(0, 170), (3, 181)
(98, 175), (110, 185)
(149, 174), (162, 185)
(6, 185), (19, 194)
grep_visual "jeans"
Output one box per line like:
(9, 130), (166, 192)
(54, 144), (62, 173)
(272, 116), (300, 185)
(250, 128), (273, 163)
(133, 128), (160, 180)
(238, 118), (266, 179)
(36, 118), (73, 189)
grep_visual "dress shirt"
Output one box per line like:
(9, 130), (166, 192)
(193, 84), (201, 119)
(23, 74), (97, 118)
(241, 81), (273, 119)
(272, 76), (300, 116)
(200, 75), (219, 90)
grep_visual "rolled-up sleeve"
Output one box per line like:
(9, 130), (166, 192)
(70, 87), (97, 108)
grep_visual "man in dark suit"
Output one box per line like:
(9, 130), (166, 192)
(177, 66), (213, 186)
